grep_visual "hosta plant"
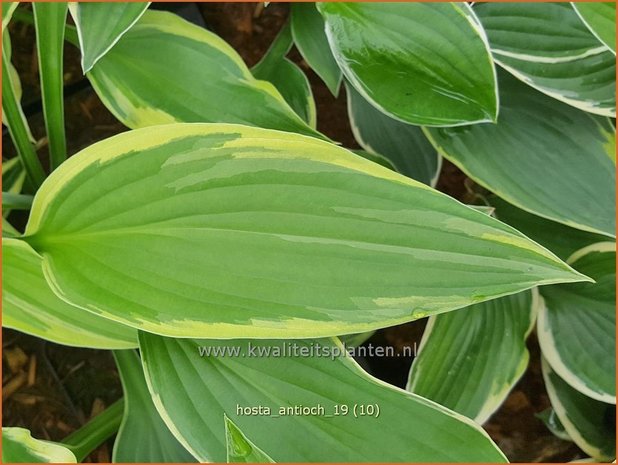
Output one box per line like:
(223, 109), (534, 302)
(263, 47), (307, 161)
(2, 1), (616, 463)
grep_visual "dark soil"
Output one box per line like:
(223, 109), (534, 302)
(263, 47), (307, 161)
(2, 3), (585, 462)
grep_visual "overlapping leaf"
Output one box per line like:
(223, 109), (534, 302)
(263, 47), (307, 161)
(252, 23), (316, 127)
(2, 238), (137, 349)
(425, 72), (616, 237)
(23, 124), (585, 338)
(346, 83), (440, 186)
(491, 196), (608, 261)
(318, 2), (497, 126)
(407, 290), (536, 423)
(573, 2), (616, 54)
(87, 11), (323, 139)
(291, 3), (342, 96)
(538, 243), (616, 403)
(112, 350), (196, 462)
(475, 2), (616, 117)
(1, 428), (76, 463)
(543, 359), (615, 460)
(224, 416), (274, 463)
(139, 334), (507, 462)
(69, 2), (150, 72)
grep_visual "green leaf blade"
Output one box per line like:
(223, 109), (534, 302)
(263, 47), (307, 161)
(2, 238), (138, 349)
(23, 124), (586, 339)
(291, 3), (342, 96)
(408, 290), (537, 423)
(224, 416), (274, 463)
(2, 428), (76, 463)
(69, 2), (150, 73)
(538, 243), (616, 403)
(112, 350), (196, 462)
(425, 72), (616, 238)
(476, 2), (616, 117)
(87, 10), (324, 140)
(140, 334), (507, 462)
(318, 2), (498, 126)
(573, 2), (616, 54)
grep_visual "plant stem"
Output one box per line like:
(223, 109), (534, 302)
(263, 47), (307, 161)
(33, 3), (68, 170)
(2, 192), (34, 210)
(62, 399), (125, 461)
(2, 40), (46, 188)
(11, 7), (79, 46)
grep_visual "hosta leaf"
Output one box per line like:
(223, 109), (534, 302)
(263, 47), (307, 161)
(224, 416), (274, 463)
(318, 2), (497, 126)
(491, 196), (608, 261)
(23, 124), (586, 338)
(475, 2), (616, 117)
(291, 3), (342, 96)
(252, 24), (316, 127)
(139, 334), (507, 462)
(87, 11), (323, 140)
(425, 72), (616, 238)
(112, 350), (196, 462)
(573, 2), (616, 54)
(538, 243), (616, 403)
(2, 238), (137, 349)
(408, 290), (536, 423)
(542, 358), (615, 460)
(68, 2), (150, 73)
(1, 428), (76, 463)
(346, 83), (441, 186)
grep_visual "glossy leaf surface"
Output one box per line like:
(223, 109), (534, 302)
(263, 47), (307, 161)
(476, 2), (616, 117)
(2, 238), (137, 349)
(140, 334), (507, 462)
(318, 2), (498, 126)
(346, 83), (440, 186)
(87, 11), (323, 139)
(23, 124), (585, 338)
(425, 72), (616, 237)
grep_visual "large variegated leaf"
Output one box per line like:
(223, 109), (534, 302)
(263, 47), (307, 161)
(224, 416), (274, 463)
(475, 2), (616, 117)
(346, 83), (441, 186)
(1, 428), (76, 463)
(538, 243), (616, 403)
(491, 196), (608, 261)
(139, 334), (507, 462)
(112, 350), (196, 462)
(69, 2), (150, 72)
(23, 124), (585, 338)
(2, 238), (137, 349)
(573, 2), (616, 54)
(543, 358), (615, 460)
(87, 11), (323, 140)
(291, 3), (342, 96)
(318, 3), (498, 126)
(408, 290), (537, 423)
(425, 72), (616, 238)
